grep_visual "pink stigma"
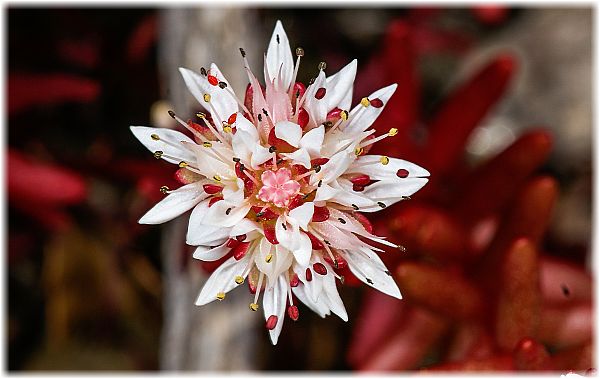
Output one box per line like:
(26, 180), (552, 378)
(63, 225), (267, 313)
(258, 168), (301, 207)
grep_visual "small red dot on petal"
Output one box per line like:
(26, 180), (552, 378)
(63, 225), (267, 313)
(305, 268), (313, 282)
(313, 262), (327, 275)
(227, 113), (237, 124)
(370, 98), (384, 108)
(396, 169), (409, 178)
(266, 315), (278, 330)
(208, 75), (219, 86)
(315, 87), (326, 100)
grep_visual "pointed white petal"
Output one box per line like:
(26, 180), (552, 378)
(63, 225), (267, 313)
(343, 84), (398, 135)
(203, 201), (251, 227)
(292, 284), (329, 318)
(187, 200), (231, 245)
(324, 59), (357, 111)
(303, 70), (328, 128)
(139, 182), (207, 224)
(288, 202), (314, 230)
(265, 20), (294, 92)
(362, 178), (429, 200)
(281, 148), (311, 169)
(346, 155), (430, 179)
(314, 146), (357, 185)
(229, 218), (261, 237)
(192, 242), (230, 261)
(274, 120), (302, 148)
(314, 183), (340, 202)
(299, 125), (325, 157)
(222, 178), (245, 205)
(321, 270), (348, 321)
(178, 66), (238, 125)
(195, 254), (251, 306)
(130, 126), (196, 165)
(343, 248), (402, 299)
(251, 144), (273, 169)
(263, 275), (289, 345)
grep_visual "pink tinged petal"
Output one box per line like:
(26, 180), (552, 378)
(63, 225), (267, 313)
(192, 242), (231, 262)
(261, 170), (278, 187)
(344, 247), (402, 299)
(130, 126), (196, 165)
(324, 59), (357, 111)
(265, 20), (294, 92)
(139, 182), (207, 224)
(274, 120), (302, 147)
(299, 125), (325, 157)
(271, 191), (290, 207)
(274, 167), (293, 184)
(281, 180), (301, 195)
(186, 200), (231, 245)
(195, 254), (252, 306)
(262, 275), (289, 345)
(344, 83), (398, 136)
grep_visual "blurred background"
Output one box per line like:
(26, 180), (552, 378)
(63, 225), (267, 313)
(7, 6), (593, 372)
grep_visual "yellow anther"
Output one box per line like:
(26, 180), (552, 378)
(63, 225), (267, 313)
(151, 134), (160, 141)
(196, 112), (206, 119)
(159, 186), (170, 194)
(265, 254), (273, 263)
(340, 110), (349, 120)
(203, 93), (211, 102)
(388, 128), (398, 137)
(234, 276), (244, 284)
(223, 125), (233, 133)
(154, 151), (163, 159)
(380, 156), (390, 165)
(354, 147), (364, 156)
(178, 161), (188, 168)
(216, 292), (226, 301)
(203, 141), (213, 148)
(249, 303), (259, 311)
(213, 175), (222, 182)
(360, 97), (370, 107)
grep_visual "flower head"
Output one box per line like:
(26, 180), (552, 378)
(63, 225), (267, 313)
(131, 21), (429, 344)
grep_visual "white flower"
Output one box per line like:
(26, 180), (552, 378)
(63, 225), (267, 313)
(131, 21), (430, 345)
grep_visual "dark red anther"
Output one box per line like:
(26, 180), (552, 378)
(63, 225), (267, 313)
(227, 113), (237, 125)
(353, 184), (365, 192)
(350, 174), (371, 186)
(234, 161), (245, 178)
(298, 107), (309, 129)
(287, 305), (299, 321)
(306, 231), (325, 250)
(288, 194), (304, 210)
(293, 82), (306, 100)
(396, 168), (409, 178)
(203, 183), (223, 194)
(313, 262), (328, 275)
(352, 212), (374, 234)
(311, 206), (330, 222)
(323, 254), (348, 270)
(263, 224), (279, 244)
(207, 75), (219, 86)
(251, 206), (278, 220)
(327, 107), (343, 120)
(208, 196), (223, 207)
(311, 157), (330, 166)
(370, 98), (384, 108)
(305, 268), (313, 282)
(290, 273), (300, 287)
(225, 238), (240, 249)
(266, 315), (278, 330)
(315, 87), (326, 99)
(236, 234), (247, 242)
(232, 241), (250, 260)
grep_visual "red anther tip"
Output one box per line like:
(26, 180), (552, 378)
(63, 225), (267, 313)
(313, 262), (327, 275)
(207, 75), (219, 86)
(305, 268), (313, 281)
(396, 169), (409, 178)
(266, 315), (278, 330)
(227, 113), (237, 125)
(315, 87), (326, 100)
(370, 98), (384, 108)
(290, 273), (300, 287)
(350, 174), (371, 186)
(203, 184), (223, 194)
(298, 108), (309, 128)
(287, 305), (299, 321)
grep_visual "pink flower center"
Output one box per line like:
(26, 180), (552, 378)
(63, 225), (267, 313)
(257, 168), (301, 208)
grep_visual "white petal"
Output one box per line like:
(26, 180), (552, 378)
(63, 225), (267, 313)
(229, 218), (260, 237)
(314, 183), (340, 202)
(288, 202), (314, 231)
(343, 84), (398, 136)
(293, 232), (312, 267)
(275, 216), (312, 267)
(139, 182), (207, 224)
(263, 275), (289, 345)
(222, 178), (245, 205)
(292, 284), (329, 318)
(265, 20), (294, 92)
(311, 221), (363, 251)
(255, 238), (277, 285)
(324, 59), (357, 111)
(178, 65), (239, 125)
(187, 200), (231, 245)
(251, 144), (273, 169)
(299, 125), (325, 157)
(303, 70), (328, 128)
(281, 149), (311, 169)
(314, 146), (357, 185)
(130, 126), (196, 165)
(203, 201), (251, 227)
(195, 254), (251, 306)
(362, 178), (429, 201)
(192, 242), (230, 261)
(327, 179), (378, 209)
(343, 248), (402, 299)
(346, 155), (430, 179)
(321, 269), (348, 321)
(274, 120), (302, 148)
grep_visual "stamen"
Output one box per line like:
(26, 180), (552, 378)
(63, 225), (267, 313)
(243, 169), (260, 186)
(235, 275), (245, 284)
(195, 112), (228, 145)
(360, 97), (370, 107)
(224, 86), (252, 115)
(253, 271), (265, 305)
(358, 128), (398, 149)
(318, 61), (327, 71)
(249, 303), (259, 311)
(265, 253), (273, 263)
(159, 185), (170, 194)
(380, 156), (390, 165)
(216, 292), (226, 301)
(168, 110), (206, 141)
(288, 47), (304, 96)
(296, 169), (316, 180)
